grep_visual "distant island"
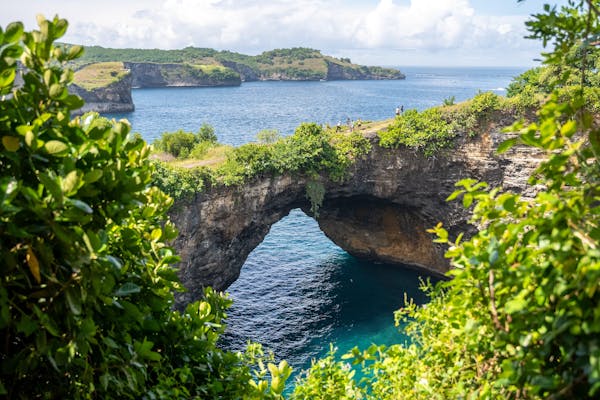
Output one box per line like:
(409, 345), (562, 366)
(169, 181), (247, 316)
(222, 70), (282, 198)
(69, 46), (405, 113)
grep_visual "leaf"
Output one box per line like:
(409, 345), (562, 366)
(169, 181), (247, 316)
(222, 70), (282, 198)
(4, 22), (24, 43)
(84, 169), (103, 183)
(496, 137), (518, 154)
(65, 287), (82, 315)
(114, 282), (141, 297)
(38, 171), (63, 203)
(67, 199), (93, 214)
(67, 45), (83, 60)
(26, 248), (41, 284)
(44, 140), (69, 156)
(61, 170), (80, 195)
(2, 136), (20, 152)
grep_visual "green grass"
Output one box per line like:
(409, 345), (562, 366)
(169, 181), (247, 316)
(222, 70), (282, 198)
(73, 61), (129, 90)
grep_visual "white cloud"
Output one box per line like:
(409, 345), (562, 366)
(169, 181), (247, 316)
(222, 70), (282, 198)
(0, 0), (544, 66)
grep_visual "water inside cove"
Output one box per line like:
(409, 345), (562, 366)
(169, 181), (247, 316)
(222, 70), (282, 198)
(106, 66), (524, 382)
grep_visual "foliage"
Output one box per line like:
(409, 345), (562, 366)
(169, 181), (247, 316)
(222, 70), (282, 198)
(294, 1), (600, 399)
(197, 122), (218, 143)
(151, 162), (209, 200)
(153, 124), (217, 159)
(443, 95), (456, 106)
(213, 123), (371, 186)
(305, 180), (325, 217)
(0, 16), (290, 399)
(292, 346), (365, 400)
(378, 107), (460, 156)
(256, 129), (282, 144)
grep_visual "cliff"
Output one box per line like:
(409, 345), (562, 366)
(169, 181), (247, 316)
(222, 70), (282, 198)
(169, 127), (542, 306)
(70, 66), (134, 113)
(124, 62), (241, 88)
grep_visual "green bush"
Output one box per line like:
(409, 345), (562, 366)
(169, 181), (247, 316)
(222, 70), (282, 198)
(0, 16), (289, 399)
(210, 122), (370, 187)
(378, 108), (458, 156)
(153, 124), (218, 159)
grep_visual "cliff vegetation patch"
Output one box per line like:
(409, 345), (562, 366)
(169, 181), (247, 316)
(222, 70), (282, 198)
(73, 61), (129, 90)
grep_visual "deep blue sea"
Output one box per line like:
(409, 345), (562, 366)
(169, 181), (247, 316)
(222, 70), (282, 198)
(107, 66), (525, 384)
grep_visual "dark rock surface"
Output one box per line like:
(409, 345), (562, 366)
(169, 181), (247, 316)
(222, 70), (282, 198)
(169, 128), (542, 307)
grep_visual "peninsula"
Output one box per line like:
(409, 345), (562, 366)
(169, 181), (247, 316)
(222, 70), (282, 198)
(70, 46), (405, 113)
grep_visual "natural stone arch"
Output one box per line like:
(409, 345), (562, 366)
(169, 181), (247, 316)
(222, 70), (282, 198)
(170, 131), (541, 307)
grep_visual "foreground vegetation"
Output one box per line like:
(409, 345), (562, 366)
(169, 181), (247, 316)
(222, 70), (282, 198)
(0, 16), (290, 399)
(2, 1), (599, 398)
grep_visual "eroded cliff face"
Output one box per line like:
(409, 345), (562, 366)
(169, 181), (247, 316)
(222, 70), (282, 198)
(124, 62), (241, 88)
(169, 128), (543, 307)
(70, 72), (134, 114)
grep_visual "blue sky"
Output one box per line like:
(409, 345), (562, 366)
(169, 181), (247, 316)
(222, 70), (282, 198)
(1, 1), (568, 67)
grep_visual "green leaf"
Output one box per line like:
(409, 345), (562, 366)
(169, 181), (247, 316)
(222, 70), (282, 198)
(38, 171), (63, 203)
(44, 140), (69, 156)
(496, 137), (518, 154)
(61, 170), (80, 195)
(65, 287), (82, 315)
(67, 199), (93, 214)
(4, 22), (24, 43)
(2, 136), (20, 152)
(114, 283), (141, 297)
(84, 169), (103, 183)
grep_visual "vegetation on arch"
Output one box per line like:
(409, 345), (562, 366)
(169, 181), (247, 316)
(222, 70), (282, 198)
(152, 122), (372, 202)
(0, 15), (292, 399)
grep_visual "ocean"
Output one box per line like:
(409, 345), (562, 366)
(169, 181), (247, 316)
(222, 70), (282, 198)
(107, 65), (525, 383)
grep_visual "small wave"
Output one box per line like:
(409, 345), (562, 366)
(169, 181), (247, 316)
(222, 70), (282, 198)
(492, 87), (506, 91)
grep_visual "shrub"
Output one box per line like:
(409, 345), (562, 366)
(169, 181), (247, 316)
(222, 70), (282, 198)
(0, 16), (289, 399)
(154, 124), (218, 159)
(256, 129), (281, 144)
(378, 108), (458, 156)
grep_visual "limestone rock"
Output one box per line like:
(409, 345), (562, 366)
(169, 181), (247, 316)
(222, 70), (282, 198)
(169, 128), (543, 307)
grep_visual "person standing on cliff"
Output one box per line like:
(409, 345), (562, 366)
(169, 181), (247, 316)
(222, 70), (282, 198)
(395, 106), (401, 116)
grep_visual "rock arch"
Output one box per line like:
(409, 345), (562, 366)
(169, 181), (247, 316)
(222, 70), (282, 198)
(170, 131), (541, 306)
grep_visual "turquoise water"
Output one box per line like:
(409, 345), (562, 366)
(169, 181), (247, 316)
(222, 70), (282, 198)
(107, 66), (524, 381)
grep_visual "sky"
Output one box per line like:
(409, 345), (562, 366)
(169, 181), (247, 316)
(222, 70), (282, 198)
(1, 1), (569, 67)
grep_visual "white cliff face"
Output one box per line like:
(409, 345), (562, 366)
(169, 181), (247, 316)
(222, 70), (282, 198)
(169, 127), (543, 308)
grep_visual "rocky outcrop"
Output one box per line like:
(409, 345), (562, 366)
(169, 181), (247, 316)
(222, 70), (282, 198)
(220, 61), (260, 82)
(325, 61), (405, 80)
(70, 72), (134, 114)
(169, 127), (543, 306)
(124, 62), (241, 88)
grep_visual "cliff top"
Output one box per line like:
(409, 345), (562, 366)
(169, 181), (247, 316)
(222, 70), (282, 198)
(73, 61), (129, 90)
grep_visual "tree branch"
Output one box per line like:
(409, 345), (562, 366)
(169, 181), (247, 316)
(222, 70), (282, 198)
(488, 269), (509, 333)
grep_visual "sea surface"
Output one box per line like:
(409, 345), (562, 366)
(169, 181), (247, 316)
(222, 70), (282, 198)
(107, 66), (525, 383)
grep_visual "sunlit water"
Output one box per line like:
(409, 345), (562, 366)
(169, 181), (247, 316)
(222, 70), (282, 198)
(107, 66), (525, 383)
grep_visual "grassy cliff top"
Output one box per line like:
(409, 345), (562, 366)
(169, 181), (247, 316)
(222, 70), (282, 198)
(73, 61), (129, 90)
